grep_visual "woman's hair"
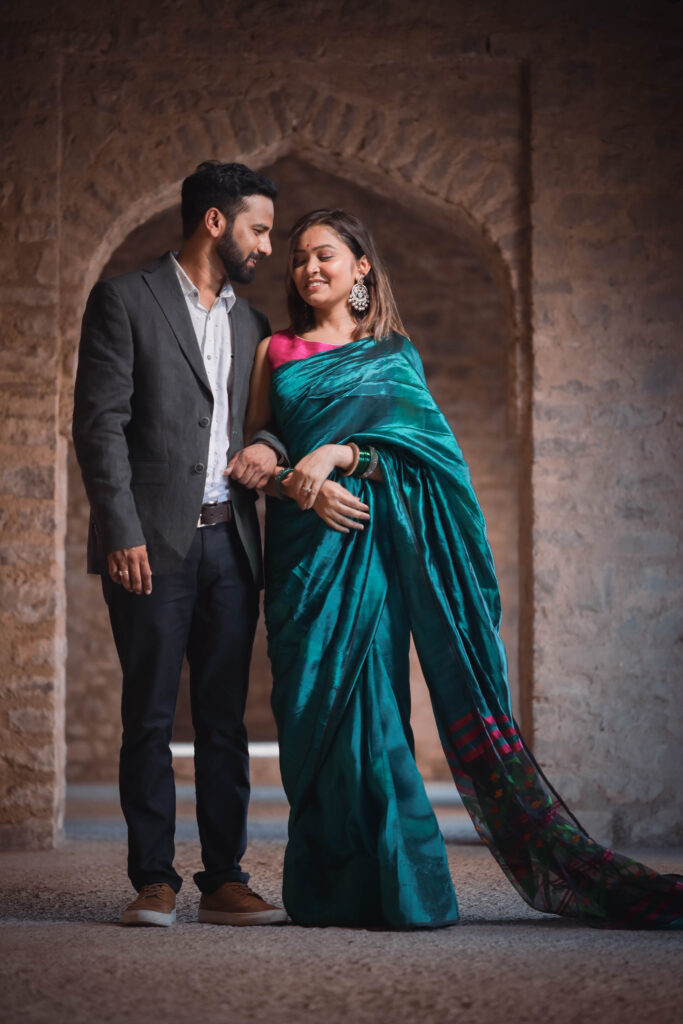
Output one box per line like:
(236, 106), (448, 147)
(286, 209), (406, 342)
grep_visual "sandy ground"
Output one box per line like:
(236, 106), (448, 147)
(1, 795), (682, 1024)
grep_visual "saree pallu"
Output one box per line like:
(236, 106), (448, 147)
(265, 332), (683, 930)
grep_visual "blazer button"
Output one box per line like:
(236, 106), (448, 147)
(199, 416), (210, 428)
(193, 463), (205, 474)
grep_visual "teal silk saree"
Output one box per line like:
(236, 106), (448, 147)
(264, 332), (683, 930)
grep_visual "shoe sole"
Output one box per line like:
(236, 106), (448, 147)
(121, 908), (176, 927)
(198, 908), (288, 926)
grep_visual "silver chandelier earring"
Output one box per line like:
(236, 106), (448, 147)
(349, 274), (370, 313)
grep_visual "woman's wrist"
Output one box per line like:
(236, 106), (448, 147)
(340, 442), (360, 475)
(333, 443), (356, 471)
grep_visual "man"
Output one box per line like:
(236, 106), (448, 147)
(73, 161), (287, 927)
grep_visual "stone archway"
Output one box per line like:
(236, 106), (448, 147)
(4, 69), (527, 848)
(58, 83), (528, 424)
(64, 150), (523, 787)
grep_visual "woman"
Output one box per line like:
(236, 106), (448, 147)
(244, 208), (683, 930)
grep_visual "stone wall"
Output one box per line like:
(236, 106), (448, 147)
(1, 1), (681, 847)
(528, 28), (683, 844)
(0, 51), (66, 848)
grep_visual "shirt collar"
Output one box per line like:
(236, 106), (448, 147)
(171, 252), (236, 311)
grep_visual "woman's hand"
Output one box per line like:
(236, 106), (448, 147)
(311, 479), (370, 533)
(288, 444), (354, 510)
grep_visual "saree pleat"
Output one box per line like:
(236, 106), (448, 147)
(265, 333), (683, 929)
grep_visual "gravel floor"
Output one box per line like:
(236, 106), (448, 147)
(1, 834), (682, 1024)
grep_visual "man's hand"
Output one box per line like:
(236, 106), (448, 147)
(107, 545), (153, 595)
(225, 443), (278, 489)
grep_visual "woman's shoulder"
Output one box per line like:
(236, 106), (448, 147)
(382, 330), (418, 357)
(384, 331), (426, 382)
(381, 328), (413, 350)
(257, 329), (294, 352)
(264, 329), (299, 372)
(268, 328), (297, 347)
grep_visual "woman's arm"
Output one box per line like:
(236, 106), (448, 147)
(243, 336), (273, 443)
(287, 443), (383, 511)
(263, 473), (370, 533)
(286, 444), (354, 510)
(225, 336), (285, 489)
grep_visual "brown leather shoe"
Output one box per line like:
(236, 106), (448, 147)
(198, 882), (288, 925)
(121, 883), (176, 926)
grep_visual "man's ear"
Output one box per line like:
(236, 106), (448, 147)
(204, 207), (226, 239)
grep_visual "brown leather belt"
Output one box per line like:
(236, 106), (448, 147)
(197, 501), (232, 527)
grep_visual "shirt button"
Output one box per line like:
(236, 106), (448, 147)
(199, 416), (210, 428)
(193, 463), (205, 474)
(207, 353), (212, 360)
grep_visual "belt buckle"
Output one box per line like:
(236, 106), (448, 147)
(198, 500), (218, 528)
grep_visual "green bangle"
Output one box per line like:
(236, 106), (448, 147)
(359, 447), (379, 478)
(275, 467), (293, 499)
(352, 447), (371, 477)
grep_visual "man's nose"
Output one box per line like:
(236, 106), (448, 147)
(258, 234), (272, 257)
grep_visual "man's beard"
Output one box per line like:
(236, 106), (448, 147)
(216, 230), (261, 284)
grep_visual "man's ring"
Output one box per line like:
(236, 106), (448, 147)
(119, 569), (129, 576)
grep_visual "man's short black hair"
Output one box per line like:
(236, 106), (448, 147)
(181, 161), (278, 239)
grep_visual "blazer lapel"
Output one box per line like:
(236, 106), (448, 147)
(143, 254), (211, 394)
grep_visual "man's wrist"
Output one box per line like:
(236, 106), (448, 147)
(250, 440), (285, 466)
(247, 441), (281, 465)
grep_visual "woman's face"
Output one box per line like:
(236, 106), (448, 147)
(291, 225), (368, 312)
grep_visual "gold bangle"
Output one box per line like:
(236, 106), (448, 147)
(341, 442), (360, 476)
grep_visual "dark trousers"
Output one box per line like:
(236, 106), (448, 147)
(102, 519), (259, 894)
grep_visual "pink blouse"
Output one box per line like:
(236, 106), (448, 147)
(267, 329), (338, 373)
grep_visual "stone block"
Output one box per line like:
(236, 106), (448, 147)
(0, 579), (56, 625)
(0, 418), (56, 449)
(0, 464), (54, 500)
(592, 403), (665, 429)
(8, 707), (53, 735)
(0, 676), (53, 698)
(555, 193), (621, 229)
(9, 637), (55, 671)
(535, 437), (591, 458)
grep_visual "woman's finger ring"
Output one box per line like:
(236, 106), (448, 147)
(303, 486), (313, 493)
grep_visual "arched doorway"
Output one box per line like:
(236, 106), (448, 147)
(65, 154), (520, 786)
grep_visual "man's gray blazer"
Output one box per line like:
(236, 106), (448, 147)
(73, 252), (283, 586)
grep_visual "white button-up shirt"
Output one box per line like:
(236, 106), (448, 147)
(172, 254), (235, 504)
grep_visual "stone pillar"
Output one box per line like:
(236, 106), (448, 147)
(0, 52), (65, 849)
(529, 45), (683, 845)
